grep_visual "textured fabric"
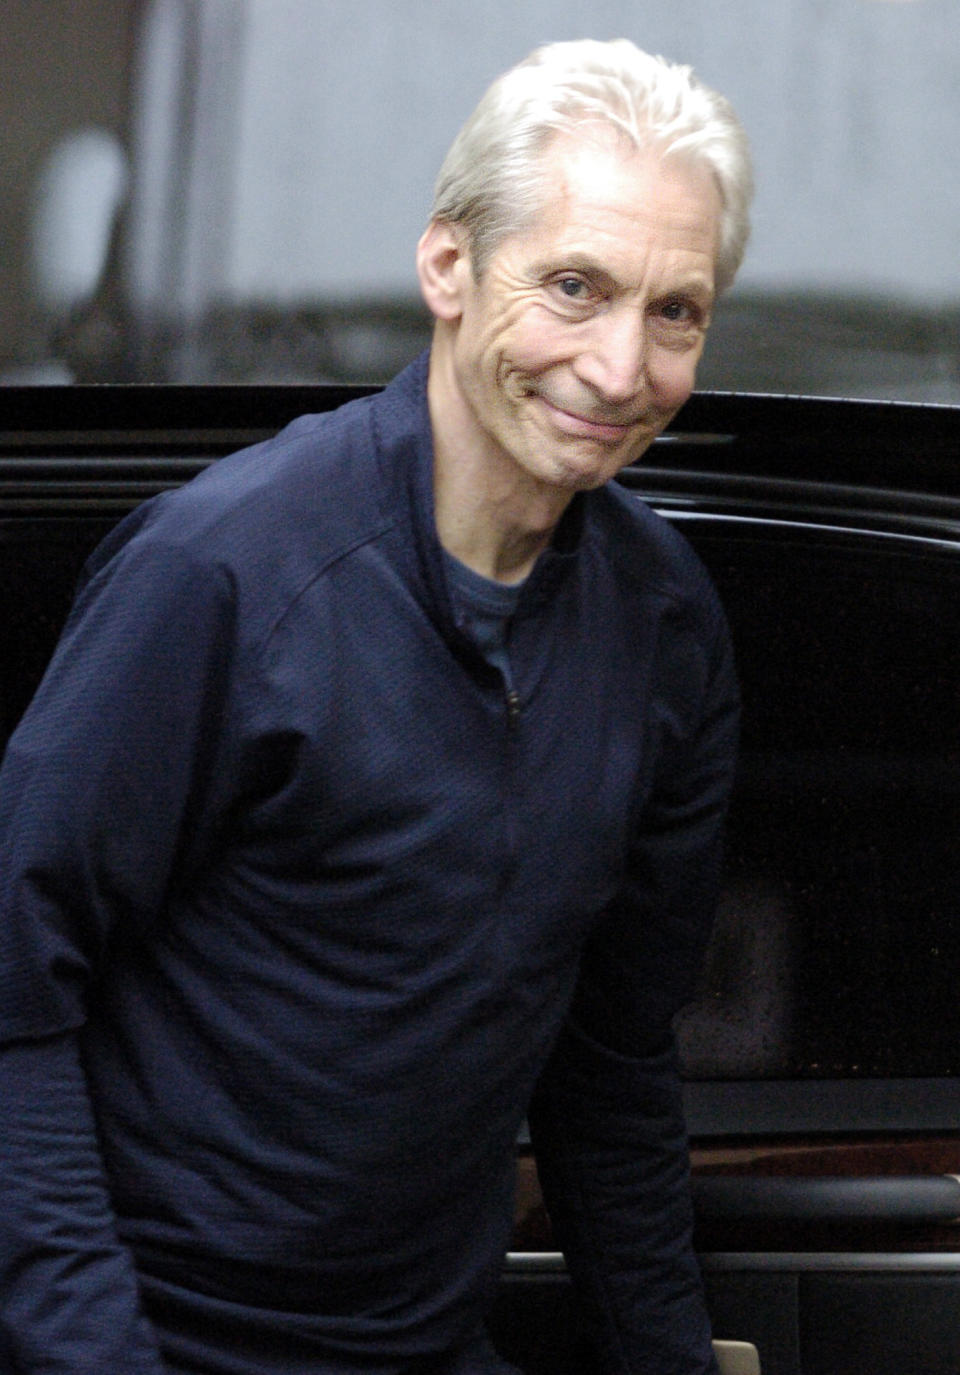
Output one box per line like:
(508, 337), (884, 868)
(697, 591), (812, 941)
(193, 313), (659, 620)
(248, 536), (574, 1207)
(0, 350), (735, 1373)
(443, 550), (523, 687)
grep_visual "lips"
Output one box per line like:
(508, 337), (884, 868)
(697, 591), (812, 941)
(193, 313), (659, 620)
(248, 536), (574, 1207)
(536, 394), (640, 445)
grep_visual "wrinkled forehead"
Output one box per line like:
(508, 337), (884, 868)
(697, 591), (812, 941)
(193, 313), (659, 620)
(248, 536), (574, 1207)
(522, 125), (722, 251)
(524, 121), (720, 225)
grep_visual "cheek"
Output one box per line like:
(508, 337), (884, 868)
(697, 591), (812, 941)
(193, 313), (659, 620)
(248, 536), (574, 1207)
(491, 309), (570, 378)
(648, 348), (702, 409)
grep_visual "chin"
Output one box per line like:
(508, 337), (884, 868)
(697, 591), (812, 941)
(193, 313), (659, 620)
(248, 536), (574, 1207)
(539, 450), (633, 493)
(561, 434), (656, 487)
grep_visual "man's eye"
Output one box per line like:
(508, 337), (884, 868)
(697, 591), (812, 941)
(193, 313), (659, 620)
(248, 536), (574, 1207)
(548, 275), (604, 312)
(553, 276), (591, 302)
(660, 299), (696, 323)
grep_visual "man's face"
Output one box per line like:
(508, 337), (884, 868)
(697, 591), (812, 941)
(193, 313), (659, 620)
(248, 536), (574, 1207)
(430, 128), (722, 495)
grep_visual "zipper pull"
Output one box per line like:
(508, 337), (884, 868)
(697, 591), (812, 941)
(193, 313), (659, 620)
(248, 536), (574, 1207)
(505, 689), (521, 725)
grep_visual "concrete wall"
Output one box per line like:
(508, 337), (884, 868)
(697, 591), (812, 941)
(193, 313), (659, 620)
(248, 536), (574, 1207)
(2, 0), (957, 393)
(128, 0), (960, 307)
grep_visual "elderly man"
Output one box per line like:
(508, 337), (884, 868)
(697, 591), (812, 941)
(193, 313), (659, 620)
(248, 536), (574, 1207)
(0, 37), (751, 1375)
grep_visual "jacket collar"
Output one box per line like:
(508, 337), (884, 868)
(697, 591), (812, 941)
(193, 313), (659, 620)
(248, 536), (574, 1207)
(370, 349), (587, 636)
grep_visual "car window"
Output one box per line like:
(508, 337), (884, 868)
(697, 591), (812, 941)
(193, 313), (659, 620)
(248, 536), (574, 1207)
(676, 523), (960, 1081)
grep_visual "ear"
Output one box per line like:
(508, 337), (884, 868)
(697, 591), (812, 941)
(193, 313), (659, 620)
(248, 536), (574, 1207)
(416, 220), (472, 322)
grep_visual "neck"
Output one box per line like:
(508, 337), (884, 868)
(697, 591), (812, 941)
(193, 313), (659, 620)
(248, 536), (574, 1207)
(428, 349), (573, 585)
(433, 443), (572, 584)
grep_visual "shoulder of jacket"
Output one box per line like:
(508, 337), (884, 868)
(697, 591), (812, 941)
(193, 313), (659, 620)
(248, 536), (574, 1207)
(128, 391), (399, 576)
(590, 480), (713, 592)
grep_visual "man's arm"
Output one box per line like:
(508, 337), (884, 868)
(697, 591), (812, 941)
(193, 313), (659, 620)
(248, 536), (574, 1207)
(0, 1033), (167, 1373)
(527, 603), (738, 1375)
(0, 519), (242, 1370)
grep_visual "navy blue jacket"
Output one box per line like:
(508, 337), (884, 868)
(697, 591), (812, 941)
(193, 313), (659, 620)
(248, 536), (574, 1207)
(0, 352), (736, 1373)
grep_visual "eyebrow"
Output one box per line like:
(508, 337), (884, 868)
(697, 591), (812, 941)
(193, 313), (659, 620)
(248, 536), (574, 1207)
(531, 252), (612, 282)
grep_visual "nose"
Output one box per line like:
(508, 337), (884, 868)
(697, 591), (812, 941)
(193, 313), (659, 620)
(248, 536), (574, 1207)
(574, 306), (647, 409)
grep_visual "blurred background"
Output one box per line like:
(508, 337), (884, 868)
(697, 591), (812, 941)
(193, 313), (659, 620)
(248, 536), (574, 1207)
(2, 0), (957, 400)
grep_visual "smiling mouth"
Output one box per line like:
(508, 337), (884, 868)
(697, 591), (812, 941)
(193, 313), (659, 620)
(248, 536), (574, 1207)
(537, 396), (639, 445)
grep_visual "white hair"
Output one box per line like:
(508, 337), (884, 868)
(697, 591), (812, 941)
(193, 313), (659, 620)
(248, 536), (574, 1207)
(431, 38), (753, 294)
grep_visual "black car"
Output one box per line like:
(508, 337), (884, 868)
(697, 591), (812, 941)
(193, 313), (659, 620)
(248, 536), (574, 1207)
(2, 385), (960, 1375)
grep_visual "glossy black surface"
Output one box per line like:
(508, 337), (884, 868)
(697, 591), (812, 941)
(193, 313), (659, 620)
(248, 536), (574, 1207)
(676, 525), (960, 1086)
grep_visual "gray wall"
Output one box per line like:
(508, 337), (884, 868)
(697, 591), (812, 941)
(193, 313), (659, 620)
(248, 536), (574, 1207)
(2, 0), (957, 394)
(128, 0), (960, 307)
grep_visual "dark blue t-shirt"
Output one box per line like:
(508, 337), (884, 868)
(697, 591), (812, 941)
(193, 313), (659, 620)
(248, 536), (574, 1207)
(443, 549), (523, 688)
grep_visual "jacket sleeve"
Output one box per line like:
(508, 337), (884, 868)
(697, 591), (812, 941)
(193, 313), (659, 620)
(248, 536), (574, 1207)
(0, 1033), (167, 1374)
(527, 596), (738, 1375)
(0, 520), (244, 1371)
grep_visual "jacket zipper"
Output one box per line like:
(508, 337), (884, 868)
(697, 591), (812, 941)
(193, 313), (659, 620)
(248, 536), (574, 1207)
(499, 685), (521, 897)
